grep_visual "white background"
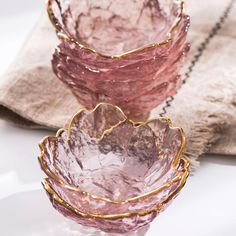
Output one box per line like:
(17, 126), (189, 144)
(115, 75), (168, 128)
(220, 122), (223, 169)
(0, 1), (236, 235)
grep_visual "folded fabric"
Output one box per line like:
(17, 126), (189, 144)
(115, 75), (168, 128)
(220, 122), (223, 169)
(0, 0), (235, 171)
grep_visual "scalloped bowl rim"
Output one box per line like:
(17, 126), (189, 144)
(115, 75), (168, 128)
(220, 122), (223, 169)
(38, 103), (188, 206)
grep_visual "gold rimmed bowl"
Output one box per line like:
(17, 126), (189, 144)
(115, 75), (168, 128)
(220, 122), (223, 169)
(39, 103), (189, 233)
(48, 0), (190, 120)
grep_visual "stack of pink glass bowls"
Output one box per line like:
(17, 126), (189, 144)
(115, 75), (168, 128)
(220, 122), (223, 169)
(39, 103), (189, 234)
(48, 0), (190, 120)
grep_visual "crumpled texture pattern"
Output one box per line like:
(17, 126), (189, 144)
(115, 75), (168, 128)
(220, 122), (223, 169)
(50, 0), (190, 119)
(49, 199), (157, 234)
(39, 103), (188, 233)
(0, 0), (236, 168)
(49, 0), (183, 56)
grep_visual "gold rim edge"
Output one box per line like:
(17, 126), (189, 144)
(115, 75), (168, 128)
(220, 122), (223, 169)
(46, 0), (186, 59)
(38, 102), (187, 204)
(43, 171), (182, 204)
(42, 157), (189, 220)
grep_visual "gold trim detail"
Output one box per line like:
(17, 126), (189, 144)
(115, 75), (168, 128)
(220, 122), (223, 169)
(38, 103), (187, 204)
(46, 0), (186, 59)
(42, 157), (189, 220)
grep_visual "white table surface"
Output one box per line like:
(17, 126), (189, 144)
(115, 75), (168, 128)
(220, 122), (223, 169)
(0, 1), (236, 235)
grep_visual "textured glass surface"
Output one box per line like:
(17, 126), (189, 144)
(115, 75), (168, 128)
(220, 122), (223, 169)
(48, 0), (184, 56)
(49, 0), (190, 120)
(39, 104), (188, 233)
(49, 198), (158, 234)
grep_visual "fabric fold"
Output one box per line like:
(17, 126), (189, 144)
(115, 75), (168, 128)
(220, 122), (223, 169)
(0, 0), (236, 170)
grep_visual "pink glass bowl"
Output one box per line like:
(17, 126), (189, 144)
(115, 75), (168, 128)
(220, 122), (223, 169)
(48, 0), (190, 120)
(39, 103), (189, 234)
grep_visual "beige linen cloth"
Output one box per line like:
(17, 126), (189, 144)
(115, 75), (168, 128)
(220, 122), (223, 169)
(0, 0), (235, 170)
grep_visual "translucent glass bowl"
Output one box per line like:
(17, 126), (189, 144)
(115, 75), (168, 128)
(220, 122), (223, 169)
(39, 103), (189, 233)
(48, 0), (190, 120)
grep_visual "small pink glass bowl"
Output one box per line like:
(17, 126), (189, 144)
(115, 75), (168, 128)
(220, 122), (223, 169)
(48, 0), (190, 120)
(39, 103), (189, 234)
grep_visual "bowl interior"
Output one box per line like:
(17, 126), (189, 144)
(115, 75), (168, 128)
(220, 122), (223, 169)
(49, 0), (182, 55)
(41, 119), (183, 201)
